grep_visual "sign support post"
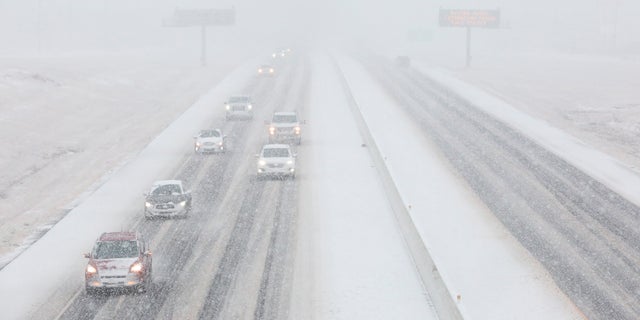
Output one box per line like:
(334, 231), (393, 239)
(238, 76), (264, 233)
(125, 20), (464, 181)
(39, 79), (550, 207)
(201, 25), (207, 66)
(466, 27), (471, 68)
(439, 9), (500, 68)
(163, 8), (235, 67)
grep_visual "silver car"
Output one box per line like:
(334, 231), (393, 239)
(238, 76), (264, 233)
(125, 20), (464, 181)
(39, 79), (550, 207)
(224, 96), (253, 120)
(267, 112), (302, 145)
(257, 144), (296, 179)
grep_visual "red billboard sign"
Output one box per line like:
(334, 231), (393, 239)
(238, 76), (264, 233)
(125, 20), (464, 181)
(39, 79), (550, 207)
(439, 9), (500, 28)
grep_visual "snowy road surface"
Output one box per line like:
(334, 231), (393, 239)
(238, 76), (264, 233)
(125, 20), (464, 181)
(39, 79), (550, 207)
(7, 49), (633, 319)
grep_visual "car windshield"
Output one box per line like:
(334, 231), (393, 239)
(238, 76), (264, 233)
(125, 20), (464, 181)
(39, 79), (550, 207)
(229, 96), (249, 103)
(93, 240), (138, 259)
(272, 115), (297, 123)
(263, 148), (290, 158)
(151, 184), (181, 196)
(200, 130), (220, 138)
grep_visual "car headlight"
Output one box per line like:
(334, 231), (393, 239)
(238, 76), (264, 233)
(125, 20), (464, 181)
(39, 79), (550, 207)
(269, 68), (274, 73)
(225, 104), (230, 110)
(86, 264), (97, 274)
(179, 201), (187, 207)
(145, 201), (152, 208)
(295, 126), (301, 134)
(247, 104), (252, 110)
(195, 142), (201, 147)
(287, 160), (293, 165)
(269, 127), (275, 135)
(258, 69), (263, 73)
(258, 160), (266, 166)
(130, 262), (143, 273)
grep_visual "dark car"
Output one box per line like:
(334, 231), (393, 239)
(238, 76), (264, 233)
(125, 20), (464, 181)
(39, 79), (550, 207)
(84, 232), (152, 294)
(144, 180), (192, 219)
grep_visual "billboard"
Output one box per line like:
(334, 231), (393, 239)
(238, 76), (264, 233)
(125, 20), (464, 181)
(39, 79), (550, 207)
(439, 9), (500, 28)
(163, 8), (235, 27)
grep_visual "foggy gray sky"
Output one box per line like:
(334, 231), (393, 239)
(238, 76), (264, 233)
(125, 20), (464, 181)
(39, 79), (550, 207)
(0, 0), (638, 56)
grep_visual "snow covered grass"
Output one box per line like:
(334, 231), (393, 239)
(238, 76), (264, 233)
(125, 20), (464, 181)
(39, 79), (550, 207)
(0, 53), (247, 267)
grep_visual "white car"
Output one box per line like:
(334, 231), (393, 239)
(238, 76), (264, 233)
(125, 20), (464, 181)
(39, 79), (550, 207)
(194, 129), (226, 153)
(268, 111), (302, 145)
(256, 144), (296, 179)
(144, 180), (192, 219)
(225, 96), (253, 119)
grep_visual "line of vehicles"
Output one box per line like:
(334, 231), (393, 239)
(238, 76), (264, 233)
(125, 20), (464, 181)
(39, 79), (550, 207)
(83, 52), (303, 294)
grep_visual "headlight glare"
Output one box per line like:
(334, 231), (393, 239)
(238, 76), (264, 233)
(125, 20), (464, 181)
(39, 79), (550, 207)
(130, 262), (143, 273)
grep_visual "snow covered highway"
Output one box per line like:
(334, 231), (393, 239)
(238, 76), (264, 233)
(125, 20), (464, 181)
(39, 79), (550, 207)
(8, 49), (635, 320)
(364, 54), (640, 319)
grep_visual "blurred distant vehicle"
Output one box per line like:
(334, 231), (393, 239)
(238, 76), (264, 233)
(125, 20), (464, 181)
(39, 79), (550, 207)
(395, 56), (411, 68)
(194, 129), (226, 153)
(84, 232), (152, 294)
(267, 111), (302, 145)
(144, 180), (192, 219)
(272, 47), (291, 58)
(256, 144), (296, 179)
(257, 64), (275, 76)
(224, 95), (253, 119)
